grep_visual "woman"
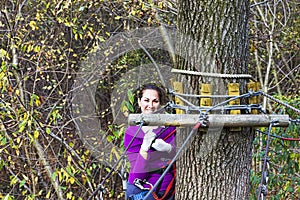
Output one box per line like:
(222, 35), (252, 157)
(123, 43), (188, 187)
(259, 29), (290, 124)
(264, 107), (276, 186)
(124, 83), (176, 200)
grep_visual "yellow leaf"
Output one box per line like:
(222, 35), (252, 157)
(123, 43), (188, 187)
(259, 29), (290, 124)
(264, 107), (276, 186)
(81, 175), (86, 185)
(34, 45), (40, 53)
(15, 89), (20, 96)
(35, 98), (41, 106)
(0, 49), (9, 59)
(46, 191), (51, 198)
(34, 130), (39, 139)
(67, 155), (72, 163)
(66, 191), (73, 199)
(29, 21), (38, 30)
(0, 72), (4, 80)
(69, 176), (75, 184)
(10, 176), (18, 185)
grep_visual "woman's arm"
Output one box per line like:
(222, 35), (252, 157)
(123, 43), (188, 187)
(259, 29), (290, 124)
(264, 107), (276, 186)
(124, 126), (150, 182)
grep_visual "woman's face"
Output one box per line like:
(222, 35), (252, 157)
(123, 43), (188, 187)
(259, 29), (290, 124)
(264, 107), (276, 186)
(138, 89), (161, 114)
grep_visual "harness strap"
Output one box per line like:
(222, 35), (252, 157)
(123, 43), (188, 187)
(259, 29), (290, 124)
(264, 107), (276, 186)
(151, 164), (176, 200)
(162, 129), (176, 141)
(150, 129), (176, 199)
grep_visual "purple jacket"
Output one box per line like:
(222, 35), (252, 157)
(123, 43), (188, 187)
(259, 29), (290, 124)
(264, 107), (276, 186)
(124, 126), (176, 192)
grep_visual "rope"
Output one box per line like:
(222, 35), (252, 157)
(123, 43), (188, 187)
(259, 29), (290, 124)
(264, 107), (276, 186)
(170, 90), (236, 98)
(290, 118), (300, 124)
(171, 68), (256, 80)
(168, 89), (263, 114)
(256, 129), (300, 142)
(257, 120), (277, 200)
(168, 91), (197, 107)
(170, 88), (300, 117)
(204, 91), (261, 114)
(167, 101), (262, 114)
(261, 91), (300, 114)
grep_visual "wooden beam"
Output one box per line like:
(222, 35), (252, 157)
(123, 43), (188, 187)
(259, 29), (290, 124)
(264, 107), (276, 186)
(128, 114), (290, 127)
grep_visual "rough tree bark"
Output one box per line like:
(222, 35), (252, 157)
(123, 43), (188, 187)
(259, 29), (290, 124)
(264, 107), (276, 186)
(175, 0), (254, 199)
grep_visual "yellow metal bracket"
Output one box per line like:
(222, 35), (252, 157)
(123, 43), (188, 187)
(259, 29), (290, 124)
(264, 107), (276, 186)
(200, 84), (212, 108)
(247, 81), (261, 114)
(172, 81), (185, 114)
(228, 83), (241, 131)
(228, 83), (241, 114)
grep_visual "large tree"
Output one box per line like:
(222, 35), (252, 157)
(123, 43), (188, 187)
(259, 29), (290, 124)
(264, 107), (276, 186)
(175, 1), (253, 199)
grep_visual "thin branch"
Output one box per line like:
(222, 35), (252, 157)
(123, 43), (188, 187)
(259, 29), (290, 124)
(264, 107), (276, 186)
(33, 139), (64, 200)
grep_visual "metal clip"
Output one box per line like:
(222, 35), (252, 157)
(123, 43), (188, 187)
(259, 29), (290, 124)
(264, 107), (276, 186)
(133, 179), (152, 190)
(199, 113), (208, 127)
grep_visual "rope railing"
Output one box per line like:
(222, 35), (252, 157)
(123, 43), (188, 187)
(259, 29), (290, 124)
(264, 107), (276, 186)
(256, 129), (300, 142)
(169, 88), (300, 116)
(171, 68), (256, 81)
(260, 92), (300, 114)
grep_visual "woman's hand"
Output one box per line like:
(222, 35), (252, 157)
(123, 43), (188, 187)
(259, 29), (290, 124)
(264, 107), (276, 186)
(151, 139), (172, 153)
(140, 131), (156, 159)
(140, 131), (156, 152)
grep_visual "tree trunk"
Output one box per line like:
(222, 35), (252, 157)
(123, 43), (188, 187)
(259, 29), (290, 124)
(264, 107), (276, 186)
(175, 1), (254, 199)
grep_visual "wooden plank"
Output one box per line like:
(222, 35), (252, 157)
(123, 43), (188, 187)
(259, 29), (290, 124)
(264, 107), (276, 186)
(128, 114), (290, 127)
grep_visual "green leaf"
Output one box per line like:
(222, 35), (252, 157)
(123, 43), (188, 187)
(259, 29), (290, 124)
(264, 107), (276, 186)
(19, 179), (26, 188)
(45, 127), (51, 134)
(107, 135), (114, 142)
(51, 172), (57, 181)
(10, 176), (18, 186)
(1, 136), (7, 145)
(126, 101), (134, 112)
(0, 159), (5, 170)
(127, 89), (134, 105)
(18, 119), (28, 133)
(3, 194), (13, 200)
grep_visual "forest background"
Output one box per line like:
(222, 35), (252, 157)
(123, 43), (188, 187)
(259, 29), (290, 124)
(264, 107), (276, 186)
(0, 0), (299, 199)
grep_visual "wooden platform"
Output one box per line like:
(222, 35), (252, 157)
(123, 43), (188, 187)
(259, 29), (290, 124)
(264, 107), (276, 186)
(128, 114), (290, 127)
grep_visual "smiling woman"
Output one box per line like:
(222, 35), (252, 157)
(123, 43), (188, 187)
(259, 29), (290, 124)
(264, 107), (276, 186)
(124, 83), (176, 200)
(137, 84), (163, 114)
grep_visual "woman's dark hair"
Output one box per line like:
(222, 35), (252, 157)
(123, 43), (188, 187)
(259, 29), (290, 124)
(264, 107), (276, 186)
(133, 83), (168, 113)
(137, 83), (164, 102)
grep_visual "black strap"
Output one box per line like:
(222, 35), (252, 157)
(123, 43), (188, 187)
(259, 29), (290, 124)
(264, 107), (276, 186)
(149, 126), (170, 150)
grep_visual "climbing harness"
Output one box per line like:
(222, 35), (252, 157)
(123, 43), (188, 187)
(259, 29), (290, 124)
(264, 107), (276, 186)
(143, 113), (208, 200)
(149, 137), (176, 200)
(135, 127), (176, 200)
(131, 162), (176, 200)
(151, 163), (176, 200)
(134, 178), (153, 190)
